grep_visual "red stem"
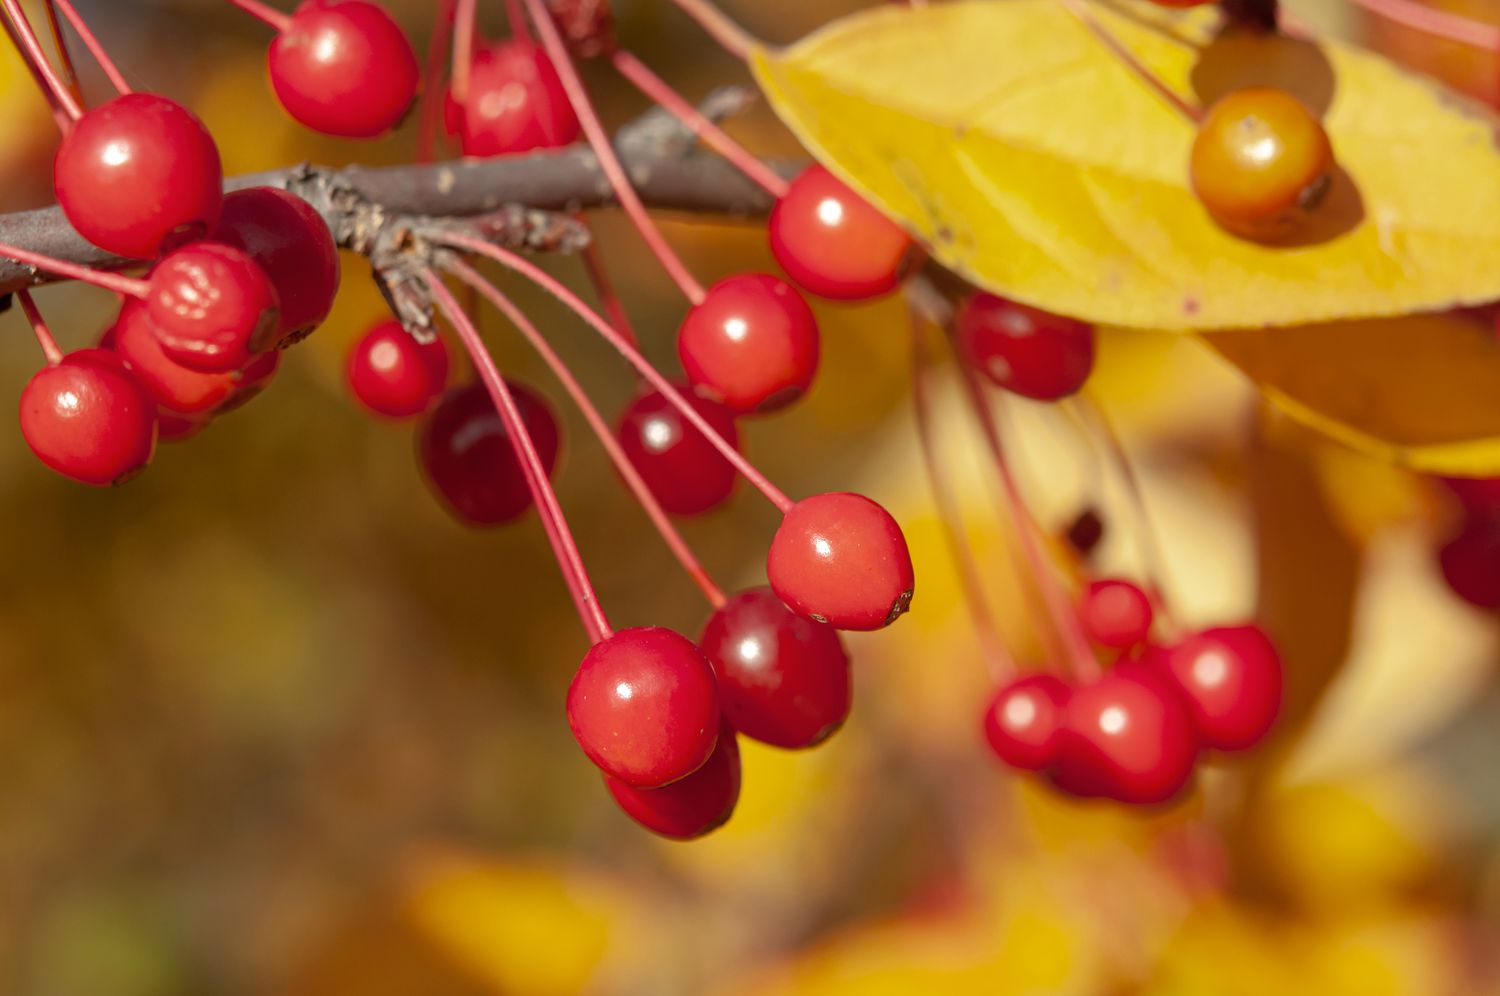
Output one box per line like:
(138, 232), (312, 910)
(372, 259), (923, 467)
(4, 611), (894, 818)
(610, 50), (789, 199)
(435, 232), (794, 514)
(505, 0), (530, 43)
(1051, 0), (1202, 124)
(449, 258), (727, 610)
(666, 0), (757, 61)
(416, 0), (458, 163)
(520, 0), (706, 305)
(1347, 0), (1500, 48)
(450, 0), (477, 108)
(1, 12), (70, 132)
(424, 269), (614, 644)
(224, 0), (292, 33)
(42, 1), (83, 102)
(18, 290), (63, 365)
(578, 228), (638, 347)
(0, 240), (148, 297)
(49, 0), (131, 95)
(2, 0), (83, 122)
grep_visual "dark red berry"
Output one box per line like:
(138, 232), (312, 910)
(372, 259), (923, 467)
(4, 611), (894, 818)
(446, 40), (580, 156)
(158, 409), (210, 443)
(697, 586), (851, 749)
(982, 673), (1070, 772)
(1078, 579), (1154, 650)
(769, 165), (910, 301)
(1149, 625), (1283, 752)
(605, 722), (741, 840)
(53, 93), (222, 259)
(1065, 507), (1105, 557)
(677, 273), (820, 415)
(105, 300), (238, 415)
(1053, 668), (1198, 806)
(1439, 516), (1500, 610)
(418, 380), (560, 526)
(212, 186), (340, 344)
(19, 350), (157, 486)
(766, 492), (915, 631)
(616, 385), (740, 516)
(955, 293), (1095, 401)
(268, 0), (419, 139)
(347, 319), (449, 418)
(567, 626), (721, 788)
(147, 242), (281, 373)
(218, 349), (282, 413)
(1441, 477), (1500, 514)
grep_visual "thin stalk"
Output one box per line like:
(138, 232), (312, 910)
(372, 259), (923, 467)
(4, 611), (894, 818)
(1, 11), (72, 131)
(0, 240), (148, 297)
(1346, 0), (1500, 48)
(1051, 0), (1202, 123)
(666, 0), (758, 61)
(2, 0), (83, 121)
(224, 0), (292, 32)
(49, 0), (131, 95)
(578, 230), (639, 346)
(505, 0), (530, 43)
(450, 0), (477, 108)
(416, 0), (458, 162)
(18, 290), (63, 365)
(42, 0), (83, 102)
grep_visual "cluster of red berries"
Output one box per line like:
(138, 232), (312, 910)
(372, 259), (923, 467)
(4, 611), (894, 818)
(1437, 478), (1500, 611)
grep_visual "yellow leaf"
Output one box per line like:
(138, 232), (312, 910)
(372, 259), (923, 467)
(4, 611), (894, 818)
(1204, 314), (1500, 476)
(751, 0), (1500, 330)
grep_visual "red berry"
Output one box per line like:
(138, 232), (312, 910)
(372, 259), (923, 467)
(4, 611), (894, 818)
(1053, 668), (1198, 806)
(447, 40), (580, 156)
(567, 626), (721, 788)
(616, 385), (740, 516)
(19, 350), (158, 486)
(347, 319), (449, 418)
(605, 722), (741, 839)
(982, 673), (1071, 772)
(218, 349), (282, 413)
(1078, 579), (1154, 650)
(677, 273), (820, 415)
(147, 242), (281, 373)
(53, 93), (222, 259)
(1150, 625), (1283, 752)
(268, 0), (419, 139)
(1441, 477), (1500, 515)
(212, 186), (340, 344)
(697, 586), (851, 749)
(158, 409), (210, 443)
(106, 300), (238, 415)
(1439, 516), (1500, 609)
(766, 492), (915, 631)
(418, 380), (560, 526)
(955, 293), (1095, 401)
(769, 165), (911, 301)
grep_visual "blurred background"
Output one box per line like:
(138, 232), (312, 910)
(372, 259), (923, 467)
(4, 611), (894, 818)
(0, 0), (1497, 993)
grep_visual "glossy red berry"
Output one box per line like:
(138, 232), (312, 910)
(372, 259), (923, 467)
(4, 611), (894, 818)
(769, 165), (911, 301)
(212, 186), (340, 344)
(616, 385), (740, 516)
(1438, 516), (1500, 610)
(1078, 579), (1154, 650)
(605, 722), (741, 840)
(218, 349), (282, 413)
(567, 626), (721, 788)
(697, 586), (851, 749)
(418, 380), (560, 526)
(19, 350), (158, 486)
(767, 492), (915, 631)
(268, 0), (420, 139)
(347, 319), (449, 418)
(106, 299), (238, 415)
(1150, 625), (1283, 752)
(447, 40), (580, 156)
(982, 673), (1071, 772)
(677, 273), (820, 415)
(53, 93), (222, 259)
(955, 293), (1095, 401)
(147, 242), (281, 373)
(1053, 668), (1198, 806)
(157, 409), (210, 444)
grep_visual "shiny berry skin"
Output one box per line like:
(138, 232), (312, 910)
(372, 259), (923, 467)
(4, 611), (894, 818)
(157, 409), (210, 443)
(567, 626), (721, 788)
(447, 40), (580, 156)
(1078, 579), (1154, 650)
(53, 93), (223, 259)
(767, 492), (915, 631)
(677, 273), (820, 415)
(982, 673), (1071, 772)
(605, 722), (741, 840)
(268, 0), (420, 139)
(418, 380), (560, 526)
(19, 350), (158, 486)
(1190, 87), (1334, 239)
(616, 385), (740, 516)
(955, 293), (1095, 401)
(1438, 516), (1500, 610)
(218, 349), (282, 413)
(147, 242), (281, 373)
(347, 319), (449, 418)
(1054, 668), (1198, 806)
(697, 587), (851, 749)
(769, 165), (911, 301)
(106, 299), (238, 415)
(1150, 625), (1283, 752)
(212, 186), (340, 345)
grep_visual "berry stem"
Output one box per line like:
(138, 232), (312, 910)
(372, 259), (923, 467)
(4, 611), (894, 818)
(1050, 0), (1202, 124)
(450, 0), (477, 108)
(224, 0), (292, 33)
(433, 231), (795, 514)
(423, 269), (615, 644)
(578, 228), (639, 346)
(666, 0), (759, 61)
(1, 11), (72, 132)
(449, 258), (728, 610)
(505, 0), (530, 43)
(1345, 0), (1500, 48)
(17, 290), (63, 366)
(48, 0), (132, 95)
(416, 0), (458, 162)
(610, 49), (789, 199)
(42, 1), (84, 103)
(0, 240), (148, 298)
(520, 0), (707, 305)
(1, 0), (83, 122)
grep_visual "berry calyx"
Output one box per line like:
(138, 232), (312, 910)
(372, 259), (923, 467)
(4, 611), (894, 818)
(769, 165), (911, 301)
(982, 673), (1071, 772)
(1149, 625), (1283, 752)
(1190, 87), (1334, 240)
(147, 242), (281, 372)
(418, 380), (560, 526)
(605, 722), (741, 840)
(954, 293), (1095, 401)
(212, 186), (340, 345)
(53, 92), (223, 259)
(218, 350), (282, 413)
(1053, 668), (1198, 805)
(677, 273), (820, 415)
(347, 319), (449, 418)
(766, 492), (915, 631)
(616, 385), (740, 516)
(1078, 578), (1154, 650)
(106, 299), (238, 415)
(697, 587), (851, 749)
(19, 349), (158, 486)
(447, 40), (580, 156)
(268, 0), (420, 138)
(567, 626), (722, 788)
